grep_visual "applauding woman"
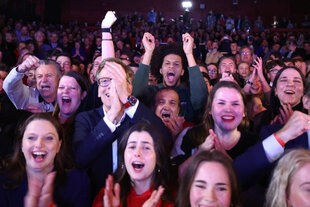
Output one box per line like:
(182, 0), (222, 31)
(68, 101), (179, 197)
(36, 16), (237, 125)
(182, 81), (258, 158)
(93, 122), (175, 207)
(0, 113), (91, 207)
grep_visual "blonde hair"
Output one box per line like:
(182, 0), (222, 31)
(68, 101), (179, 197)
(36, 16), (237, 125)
(265, 149), (310, 207)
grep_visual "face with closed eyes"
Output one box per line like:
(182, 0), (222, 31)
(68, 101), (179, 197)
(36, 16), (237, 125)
(160, 54), (184, 87)
(124, 131), (156, 187)
(211, 87), (245, 132)
(22, 120), (61, 175)
(57, 76), (86, 119)
(190, 161), (231, 207)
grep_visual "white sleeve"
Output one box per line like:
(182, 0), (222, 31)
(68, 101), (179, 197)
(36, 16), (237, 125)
(262, 134), (285, 162)
(3, 67), (32, 109)
(125, 99), (139, 118)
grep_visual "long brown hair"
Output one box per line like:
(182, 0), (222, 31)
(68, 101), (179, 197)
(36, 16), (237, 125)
(114, 121), (175, 206)
(186, 81), (248, 147)
(2, 113), (73, 189)
(175, 150), (242, 207)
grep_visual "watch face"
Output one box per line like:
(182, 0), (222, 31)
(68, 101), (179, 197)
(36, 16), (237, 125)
(129, 96), (137, 105)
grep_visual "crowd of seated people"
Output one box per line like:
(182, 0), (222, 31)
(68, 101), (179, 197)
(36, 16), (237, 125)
(0, 9), (310, 207)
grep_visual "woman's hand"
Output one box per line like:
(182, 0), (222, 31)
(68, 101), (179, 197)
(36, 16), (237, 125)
(199, 129), (216, 151)
(271, 104), (293, 125)
(142, 186), (165, 207)
(24, 172), (57, 207)
(103, 175), (120, 207)
(101, 11), (117, 28)
(253, 57), (263, 77)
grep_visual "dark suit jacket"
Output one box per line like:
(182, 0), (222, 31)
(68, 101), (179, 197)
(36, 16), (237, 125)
(73, 102), (172, 196)
(234, 124), (309, 189)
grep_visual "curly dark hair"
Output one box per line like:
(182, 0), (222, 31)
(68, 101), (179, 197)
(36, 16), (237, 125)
(150, 42), (189, 82)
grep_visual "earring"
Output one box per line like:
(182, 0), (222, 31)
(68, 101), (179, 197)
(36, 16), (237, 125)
(121, 164), (124, 169)
(158, 168), (160, 173)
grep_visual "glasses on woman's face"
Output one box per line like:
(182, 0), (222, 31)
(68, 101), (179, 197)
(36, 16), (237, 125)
(97, 77), (112, 87)
(269, 69), (280, 74)
(208, 69), (217, 74)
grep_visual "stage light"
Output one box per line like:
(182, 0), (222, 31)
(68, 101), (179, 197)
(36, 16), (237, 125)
(182, 1), (192, 10)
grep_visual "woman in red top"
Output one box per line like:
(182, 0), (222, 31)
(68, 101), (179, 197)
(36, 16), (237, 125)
(93, 122), (175, 207)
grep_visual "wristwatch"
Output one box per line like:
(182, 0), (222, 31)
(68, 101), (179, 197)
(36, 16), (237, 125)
(246, 80), (253, 85)
(124, 96), (137, 108)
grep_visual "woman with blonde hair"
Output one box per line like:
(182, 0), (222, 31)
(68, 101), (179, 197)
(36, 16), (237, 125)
(265, 149), (310, 207)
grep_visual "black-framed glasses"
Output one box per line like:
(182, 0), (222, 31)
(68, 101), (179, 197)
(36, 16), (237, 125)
(97, 77), (112, 87)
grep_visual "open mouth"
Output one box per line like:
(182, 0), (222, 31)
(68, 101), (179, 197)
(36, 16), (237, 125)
(41, 85), (51, 90)
(167, 72), (175, 82)
(132, 161), (144, 171)
(32, 151), (47, 161)
(161, 110), (171, 122)
(284, 90), (295, 95)
(106, 93), (110, 97)
(62, 96), (71, 104)
(221, 115), (235, 122)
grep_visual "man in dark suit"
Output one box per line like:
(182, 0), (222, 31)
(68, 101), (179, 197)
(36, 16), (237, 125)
(73, 58), (172, 196)
(234, 111), (310, 189)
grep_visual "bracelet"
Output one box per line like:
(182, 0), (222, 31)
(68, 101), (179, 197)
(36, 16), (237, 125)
(274, 133), (285, 147)
(101, 28), (112, 33)
(246, 80), (253, 85)
(102, 39), (113, 41)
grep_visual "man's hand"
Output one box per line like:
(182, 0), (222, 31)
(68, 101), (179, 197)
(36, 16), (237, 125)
(182, 33), (194, 56)
(142, 32), (155, 53)
(104, 62), (130, 104)
(101, 11), (117, 28)
(276, 111), (310, 143)
(17, 55), (40, 73)
(106, 79), (123, 123)
(165, 114), (184, 138)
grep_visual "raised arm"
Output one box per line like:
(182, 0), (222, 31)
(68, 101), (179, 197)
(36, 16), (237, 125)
(182, 33), (208, 111)
(132, 32), (155, 96)
(141, 32), (155, 65)
(3, 55), (40, 109)
(101, 11), (117, 59)
(254, 57), (270, 93)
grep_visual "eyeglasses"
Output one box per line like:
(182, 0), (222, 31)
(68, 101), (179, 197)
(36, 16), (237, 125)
(97, 77), (112, 87)
(241, 52), (251, 55)
(208, 69), (217, 74)
(269, 69), (279, 74)
(120, 57), (130, 61)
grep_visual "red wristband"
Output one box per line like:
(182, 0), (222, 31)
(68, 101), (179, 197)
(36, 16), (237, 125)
(274, 133), (285, 147)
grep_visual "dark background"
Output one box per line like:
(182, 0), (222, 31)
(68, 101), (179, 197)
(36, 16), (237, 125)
(0, 0), (309, 25)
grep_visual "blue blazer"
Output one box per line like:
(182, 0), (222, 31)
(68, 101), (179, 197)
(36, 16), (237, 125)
(234, 124), (309, 189)
(0, 169), (91, 207)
